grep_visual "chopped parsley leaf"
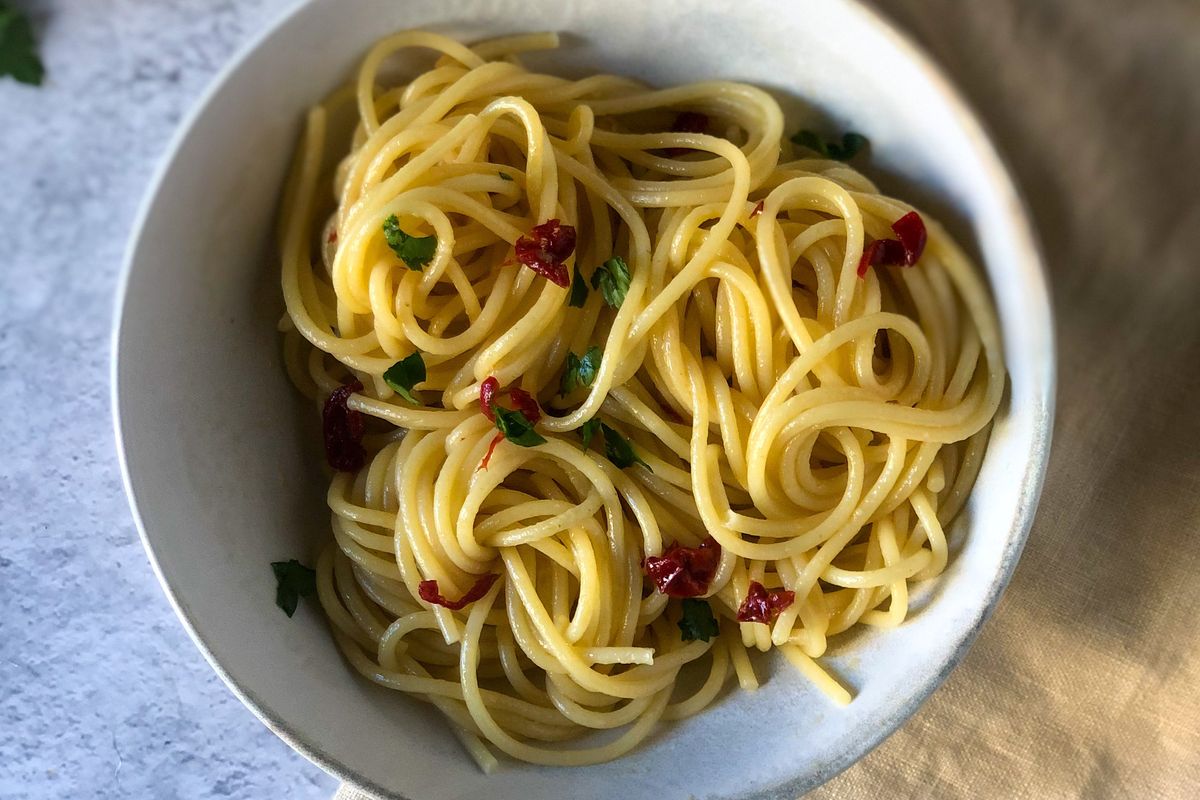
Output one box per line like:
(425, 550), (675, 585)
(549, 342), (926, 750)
(271, 559), (317, 617)
(559, 346), (602, 395)
(789, 129), (869, 162)
(568, 264), (588, 308)
(600, 422), (651, 471)
(383, 352), (426, 404)
(494, 406), (546, 448)
(382, 214), (437, 271)
(590, 256), (631, 309)
(678, 598), (720, 642)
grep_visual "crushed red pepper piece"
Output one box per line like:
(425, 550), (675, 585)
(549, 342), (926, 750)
(750, 200), (765, 218)
(507, 387), (542, 423)
(322, 380), (365, 471)
(890, 210), (927, 266)
(514, 219), (576, 287)
(643, 536), (721, 598)
(479, 376), (500, 421)
(418, 573), (500, 610)
(856, 211), (927, 278)
(735, 580), (796, 624)
(480, 432), (505, 470)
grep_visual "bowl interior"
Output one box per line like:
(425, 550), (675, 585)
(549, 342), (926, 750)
(114, 1), (1053, 798)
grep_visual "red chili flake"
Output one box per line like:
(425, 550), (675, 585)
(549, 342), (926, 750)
(507, 388), (542, 423)
(418, 573), (500, 610)
(322, 380), (365, 471)
(750, 200), (765, 218)
(735, 580), (796, 624)
(857, 211), (927, 278)
(666, 111), (710, 157)
(890, 211), (927, 266)
(479, 432), (505, 470)
(479, 376), (500, 421)
(327, 229), (338, 244)
(514, 219), (576, 288)
(643, 536), (721, 597)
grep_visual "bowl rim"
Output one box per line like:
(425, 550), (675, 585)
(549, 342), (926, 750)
(111, 1), (1055, 797)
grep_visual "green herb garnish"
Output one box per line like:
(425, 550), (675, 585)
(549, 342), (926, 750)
(600, 422), (651, 471)
(579, 418), (601, 451)
(678, 598), (720, 642)
(499, 171), (514, 181)
(789, 130), (869, 162)
(590, 256), (631, 309)
(568, 264), (588, 308)
(271, 560), (317, 617)
(382, 214), (437, 271)
(383, 352), (426, 404)
(559, 346), (602, 396)
(494, 406), (547, 448)
(0, 3), (43, 86)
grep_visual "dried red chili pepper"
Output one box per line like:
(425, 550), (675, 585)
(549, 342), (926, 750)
(418, 573), (500, 610)
(735, 580), (796, 624)
(856, 211), (927, 278)
(643, 536), (721, 597)
(890, 211), (927, 266)
(507, 388), (542, 423)
(514, 219), (576, 287)
(322, 380), (365, 471)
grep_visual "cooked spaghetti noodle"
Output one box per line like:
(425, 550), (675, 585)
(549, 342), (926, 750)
(278, 30), (1004, 769)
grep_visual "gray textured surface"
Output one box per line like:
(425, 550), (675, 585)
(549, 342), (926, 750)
(2, 1), (1197, 799)
(0, 1), (335, 798)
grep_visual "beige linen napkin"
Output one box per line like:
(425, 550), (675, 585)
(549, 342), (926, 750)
(338, 1), (1200, 796)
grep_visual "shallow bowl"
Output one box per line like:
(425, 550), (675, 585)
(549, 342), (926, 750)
(113, 1), (1055, 797)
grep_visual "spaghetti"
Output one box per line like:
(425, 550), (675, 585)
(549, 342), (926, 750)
(278, 30), (1004, 769)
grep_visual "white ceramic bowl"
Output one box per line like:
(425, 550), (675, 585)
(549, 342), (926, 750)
(113, 1), (1054, 797)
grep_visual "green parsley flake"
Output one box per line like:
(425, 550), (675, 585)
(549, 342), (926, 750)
(271, 559), (317, 617)
(568, 264), (588, 308)
(494, 406), (547, 448)
(499, 171), (514, 181)
(789, 129), (869, 162)
(590, 256), (631, 309)
(578, 418), (601, 451)
(559, 346), (602, 396)
(383, 352), (426, 404)
(0, 3), (43, 85)
(382, 214), (437, 271)
(678, 598), (720, 642)
(599, 422), (651, 471)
